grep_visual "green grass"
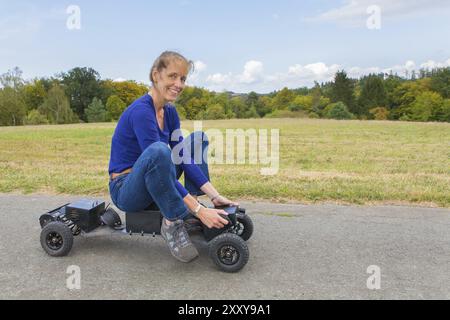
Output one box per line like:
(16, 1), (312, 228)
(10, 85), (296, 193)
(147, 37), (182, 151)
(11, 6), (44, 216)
(0, 119), (449, 207)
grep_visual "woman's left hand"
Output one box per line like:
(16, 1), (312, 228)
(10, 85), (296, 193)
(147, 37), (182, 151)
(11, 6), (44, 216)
(212, 195), (239, 208)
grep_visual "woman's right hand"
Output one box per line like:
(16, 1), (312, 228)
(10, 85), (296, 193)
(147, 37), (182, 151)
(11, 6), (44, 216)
(197, 207), (229, 229)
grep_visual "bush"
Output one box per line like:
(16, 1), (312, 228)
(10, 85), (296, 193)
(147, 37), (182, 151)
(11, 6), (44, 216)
(245, 104), (259, 118)
(439, 99), (450, 122)
(369, 107), (390, 120)
(25, 109), (49, 125)
(106, 95), (126, 121)
(399, 114), (411, 121)
(410, 91), (446, 122)
(324, 102), (355, 120)
(204, 104), (226, 120)
(176, 106), (187, 120)
(0, 87), (27, 126)
(38, 84), (77, 124)
(288, 104), (302, 112)
(85, 97), (107, 123)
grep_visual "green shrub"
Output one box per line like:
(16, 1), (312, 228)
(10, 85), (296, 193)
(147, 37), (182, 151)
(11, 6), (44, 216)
(369, 107), (390, 120)
(25, 109), (49, 125)
(324, 102), (355, 120)
(85, 97), (107, 123)
(204, 103), (226, 120)
(106, 95), (126, 121)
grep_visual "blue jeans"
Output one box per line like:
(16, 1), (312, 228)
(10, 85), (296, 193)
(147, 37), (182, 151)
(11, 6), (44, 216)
(109, 132), (210, 221)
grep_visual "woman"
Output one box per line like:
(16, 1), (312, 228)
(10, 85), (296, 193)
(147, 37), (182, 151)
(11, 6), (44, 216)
(108, 51), (238, 263)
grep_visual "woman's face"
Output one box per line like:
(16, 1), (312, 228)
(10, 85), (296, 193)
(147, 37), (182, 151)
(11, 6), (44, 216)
(153, 59), (189, 103)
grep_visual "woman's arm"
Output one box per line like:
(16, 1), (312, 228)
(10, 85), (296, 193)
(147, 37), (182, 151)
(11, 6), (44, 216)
(200, 182), (239, 207)
(183, 193), (229, 229)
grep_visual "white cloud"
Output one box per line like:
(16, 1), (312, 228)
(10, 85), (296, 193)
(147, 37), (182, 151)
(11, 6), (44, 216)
(203, 60), (340, 92)
(420, 59), (450, 69)
(196, 57), (450, 93)
(405, 60), (416, 71)
(206, 73), (232, 85)
(288, 62), (340, 78)
(307, 0), (450, 26)
(186, 60), (207, 86)
(238, 60), (264, 84)
(203, 60), (264, 91)
(193, 60), (207, 73)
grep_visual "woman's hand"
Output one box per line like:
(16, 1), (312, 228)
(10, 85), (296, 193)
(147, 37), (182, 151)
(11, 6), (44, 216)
(200, 183), (239, 208)
(212, 195), (239, 208)
(197, 207), (230, 229)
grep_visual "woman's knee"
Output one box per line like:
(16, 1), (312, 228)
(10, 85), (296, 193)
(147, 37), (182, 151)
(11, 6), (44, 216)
(143, 142), (171, 158)
(141, 142), (174, 169)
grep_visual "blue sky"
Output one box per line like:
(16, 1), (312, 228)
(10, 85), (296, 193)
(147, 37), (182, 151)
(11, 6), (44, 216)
(1, 0), (450, 93)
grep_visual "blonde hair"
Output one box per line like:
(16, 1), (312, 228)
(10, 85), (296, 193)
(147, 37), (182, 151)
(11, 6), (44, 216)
(149, 51), (194, 84)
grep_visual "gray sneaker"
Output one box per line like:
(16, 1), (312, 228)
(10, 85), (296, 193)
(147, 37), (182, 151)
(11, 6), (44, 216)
(161, 219), (199, 263)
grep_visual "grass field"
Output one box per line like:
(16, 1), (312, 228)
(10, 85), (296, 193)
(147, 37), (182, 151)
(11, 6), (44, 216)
(0, 118), (449, 207)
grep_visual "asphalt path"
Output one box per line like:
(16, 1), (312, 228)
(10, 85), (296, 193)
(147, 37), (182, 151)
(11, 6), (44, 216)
(0, 194), (449, 299)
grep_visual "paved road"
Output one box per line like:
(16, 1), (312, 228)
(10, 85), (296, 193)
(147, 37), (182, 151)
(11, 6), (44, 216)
(0, 194), (449, 299)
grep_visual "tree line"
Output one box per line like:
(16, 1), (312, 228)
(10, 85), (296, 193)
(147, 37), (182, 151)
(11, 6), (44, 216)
(0, 66), (449, 126)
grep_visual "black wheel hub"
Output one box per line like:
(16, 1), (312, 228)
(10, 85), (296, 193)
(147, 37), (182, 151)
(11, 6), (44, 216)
(218, 245), (240, 265)
(46, 232), (63, 250)
(232, 222), (244, 236)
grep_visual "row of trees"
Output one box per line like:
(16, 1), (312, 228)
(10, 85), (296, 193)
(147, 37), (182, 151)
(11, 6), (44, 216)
(0, 67), (148, 126)
(314, 68), (450, 122)
(1, 66), (449, 126)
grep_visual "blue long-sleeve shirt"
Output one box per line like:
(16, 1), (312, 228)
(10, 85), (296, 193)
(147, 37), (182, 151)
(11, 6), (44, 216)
(108, 94), (209, 198)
